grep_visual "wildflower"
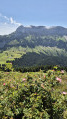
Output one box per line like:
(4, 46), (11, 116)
(3, 83), (6, 85)
(61, 70), (64, 74)
(62, 92), (67, 95)
(23, 78), (26, 81)
(56, 77), (62, 82)
(44, 75), (46, 78)
(6, 72), (9, 74)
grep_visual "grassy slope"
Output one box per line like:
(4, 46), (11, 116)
(0, 35), (67, 66)
(0, 46), (67, 65)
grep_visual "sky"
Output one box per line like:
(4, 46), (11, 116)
(0, 0), (67, 35)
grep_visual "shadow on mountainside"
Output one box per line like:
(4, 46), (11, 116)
(12, 52), (67, 67)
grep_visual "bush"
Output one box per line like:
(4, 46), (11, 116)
(0, 69), (67, 118)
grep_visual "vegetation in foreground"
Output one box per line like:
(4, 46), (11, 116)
(0, 65), (67, 119)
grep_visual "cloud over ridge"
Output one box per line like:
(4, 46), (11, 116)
(0, 13), (21, 26)
(0, 13), (21, 35)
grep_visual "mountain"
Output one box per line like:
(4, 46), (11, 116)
(0, 25), (67, 67)
(16, 25), (67, 36)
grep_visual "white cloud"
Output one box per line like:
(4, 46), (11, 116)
(0, 25), (18, 35)
(4, 22), (7, 25)
(10, 17), (14, 24)
(10, 17), (21, 26)
(0, 13), (9, 21)
(4, 16), (9, 21)
(0, 13), (22, 35)
(0, 13), (21, 26)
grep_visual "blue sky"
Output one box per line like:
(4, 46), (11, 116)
(0, 0), (67, 35)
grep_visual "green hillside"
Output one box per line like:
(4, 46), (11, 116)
(0, 26), (67, 67)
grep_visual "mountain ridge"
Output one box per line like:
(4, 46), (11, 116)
(15, 25), (67, 36)
(0, 25), (67, 67)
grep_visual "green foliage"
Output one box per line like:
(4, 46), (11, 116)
(63, 110), (67, 119)
(0, 69), (67, 119)
(12, 49), (67, 68)
(8, 39), (19, 45)
(5, 63), (13, 71)
(0, 63), (13, 72)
